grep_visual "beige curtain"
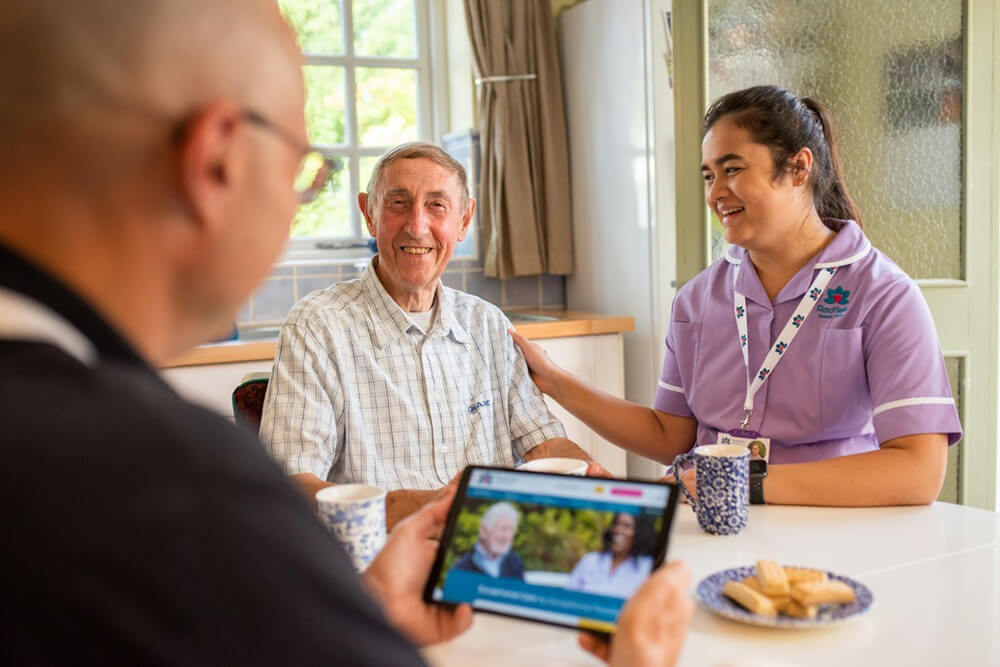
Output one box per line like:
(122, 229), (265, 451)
(465, 0), (574, 278)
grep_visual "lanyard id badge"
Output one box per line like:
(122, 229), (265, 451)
(718, 264), (839, 462)
(716, 429), (771, 464)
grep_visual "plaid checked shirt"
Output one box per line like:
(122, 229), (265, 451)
(259, 259), (566, 490)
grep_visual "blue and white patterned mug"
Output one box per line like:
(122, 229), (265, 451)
(316, 484), (387, 571)
(672, 444), (749, 535)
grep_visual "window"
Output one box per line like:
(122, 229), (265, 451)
(279, 0), (434, 254)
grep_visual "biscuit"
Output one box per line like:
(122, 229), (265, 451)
(774, 598), (818, 619)
(791, 579), (856, 606)
(723, 580), (778, 617)
(740, 576), (789, 604)
(755, 559), (791, 596)
(783, 567), (827, 585)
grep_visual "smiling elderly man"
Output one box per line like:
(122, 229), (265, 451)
(259, 142), (591, 526)
(453, 502), (524, 580)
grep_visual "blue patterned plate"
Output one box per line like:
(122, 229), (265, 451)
(696, 565), (873, 629)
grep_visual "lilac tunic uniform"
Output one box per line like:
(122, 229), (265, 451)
(653, 220), (962, 464)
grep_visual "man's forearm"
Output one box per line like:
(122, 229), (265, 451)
(290, 472), (333, 509)
(386, 488), (441, 531)
(523, 437), (591, 462)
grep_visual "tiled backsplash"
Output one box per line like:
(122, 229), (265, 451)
(238, 258), (567, 328)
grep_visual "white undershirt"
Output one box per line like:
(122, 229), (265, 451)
(406, 304), (437, 334)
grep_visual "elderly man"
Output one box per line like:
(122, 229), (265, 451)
(0, 1), (693, 664)
(454, 502), (525, 579)
(260, 142), (594, 527)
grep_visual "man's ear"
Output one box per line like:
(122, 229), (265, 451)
(359, 192), (377, 237)
(457, 198), (476, 242)
(176, 101), (247, 235)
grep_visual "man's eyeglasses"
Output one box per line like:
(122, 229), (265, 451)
(243, 110), (339, 204)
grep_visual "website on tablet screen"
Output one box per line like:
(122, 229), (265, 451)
(430, 468), (675, 633)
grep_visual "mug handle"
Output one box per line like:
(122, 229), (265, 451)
(672, 452), (697, 508)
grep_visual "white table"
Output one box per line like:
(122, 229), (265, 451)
(422, 502), (1000, 666)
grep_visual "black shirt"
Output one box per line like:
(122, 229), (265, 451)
(0, 244), (425, 666)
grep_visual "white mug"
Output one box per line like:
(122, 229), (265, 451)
(316, 484), (387, 571)
(516, 457), (589, 476)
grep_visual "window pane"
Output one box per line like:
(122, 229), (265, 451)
(353, 0), (416, 58)
(279, 0), (343, 55)
(358, 155), (380, 195)
(304, 65), (346, 145)
(939, 356), (964, 503)
(356, 67), (418, 146)
(707, 0), (964, 279)
(291, 161), (351, 238)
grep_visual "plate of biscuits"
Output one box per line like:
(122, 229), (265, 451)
(696, 560), (873, 628)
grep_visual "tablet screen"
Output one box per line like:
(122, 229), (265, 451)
(425, 467), (679, 634)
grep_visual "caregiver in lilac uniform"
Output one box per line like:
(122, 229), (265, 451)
(512, 85), (961, 506)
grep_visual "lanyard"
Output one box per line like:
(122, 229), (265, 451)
(733, 265), (837, 429)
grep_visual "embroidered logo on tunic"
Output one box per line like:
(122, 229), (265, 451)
(818, 286), (851, 319)
(824, 287), (850, 305)
(468, 399), (491, 414)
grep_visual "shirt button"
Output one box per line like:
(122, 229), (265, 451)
(440, 447), (448, 453)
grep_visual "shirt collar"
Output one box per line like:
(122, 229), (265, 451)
(360, 256), (470, 349)
(0, 242), (150, 369)
(473, 541), (503, 577)
(725, 219), (871, 305)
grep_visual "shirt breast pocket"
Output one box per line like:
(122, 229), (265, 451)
(820, 328), (870, 433)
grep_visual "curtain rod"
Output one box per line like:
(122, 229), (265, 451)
(475, 73), (538, 85)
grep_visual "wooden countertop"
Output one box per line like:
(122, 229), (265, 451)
(163, 310), (634, 368)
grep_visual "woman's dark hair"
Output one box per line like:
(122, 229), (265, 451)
(704, 85), (862, 230)
(602, 512), (658, 560)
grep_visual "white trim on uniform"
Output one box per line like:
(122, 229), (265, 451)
(813, 242), (872, 269)
(724, 240), (872, 269)
(872, 396), (956, 418)
(658, 380), (685, 394)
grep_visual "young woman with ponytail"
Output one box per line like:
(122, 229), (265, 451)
(512, 85), (960, 507)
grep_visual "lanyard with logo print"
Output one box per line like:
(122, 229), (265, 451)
(732, 264), (838, 437)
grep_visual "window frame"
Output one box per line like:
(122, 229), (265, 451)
(284, 0), (438, 260)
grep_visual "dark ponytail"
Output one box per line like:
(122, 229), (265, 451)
(704, 86), (862, 230)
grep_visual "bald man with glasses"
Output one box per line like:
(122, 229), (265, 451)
(0, 1), (693, 665)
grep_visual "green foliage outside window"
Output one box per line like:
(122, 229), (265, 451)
(279, 0), (343, 54)
(354, 0), (416, 57)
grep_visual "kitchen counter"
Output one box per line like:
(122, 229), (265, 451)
(162, 310), (635, 368)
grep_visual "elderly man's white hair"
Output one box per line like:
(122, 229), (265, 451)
(480, 502), (520, 532)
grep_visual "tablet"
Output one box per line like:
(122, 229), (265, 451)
(423, 466), (679, 634)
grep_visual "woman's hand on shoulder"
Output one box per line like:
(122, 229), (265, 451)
(509, 328), (565, 397)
